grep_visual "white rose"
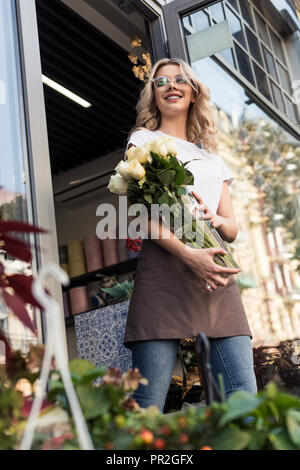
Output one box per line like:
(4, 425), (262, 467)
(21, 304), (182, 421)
(148, 138), (161, 155)
(165, 138), (178, 156)
(158, 143), (168, 157)
(128, 159), (146, 180)
(125, 145), (137, 162)
(114, 161), (132, 181)
(134, 146), (149, 164)
(107, 173), (128, 194)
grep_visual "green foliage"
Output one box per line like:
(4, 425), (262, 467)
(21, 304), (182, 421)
(128, 151), (194, 210)
(2, 351), (300, 450)
(101, 281), (134, 300)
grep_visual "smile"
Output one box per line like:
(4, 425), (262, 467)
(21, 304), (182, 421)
(165, 95), (182, 101)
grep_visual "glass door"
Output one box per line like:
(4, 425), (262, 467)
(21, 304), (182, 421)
(0, 0), (68, 358)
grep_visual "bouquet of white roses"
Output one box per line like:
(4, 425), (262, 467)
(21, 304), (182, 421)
(108, 135), (239, 273)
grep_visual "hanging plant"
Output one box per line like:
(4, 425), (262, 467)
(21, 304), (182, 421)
(128, 35), (152, 82)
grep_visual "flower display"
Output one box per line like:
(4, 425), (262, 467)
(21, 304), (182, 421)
(108, 136), (239, 272)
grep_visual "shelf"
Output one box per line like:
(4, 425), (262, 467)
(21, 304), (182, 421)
(63, 257), (138, 290)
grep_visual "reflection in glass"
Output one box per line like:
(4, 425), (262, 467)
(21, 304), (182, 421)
(277, 61), (291, 94)
(0, 1), (37, 353)
(209, 2), (225, 23)
(226, 0), (239, 12)
(246, 27), (263, 66)
(271, 81), (286, 114)
(235, 44), (255, 86)
(253, 63), (272, 102)
(186, 55), (300, 345)
(239, 0), (255, 29)
(285, 96), (298, 125)
(219, 47), (236, 68)
(263, 46), (279, 81)
(269, 28), (285, 63)
(188, 10), (210, 32)
(254, 10), (271, 48)
(225, 4), (246, 48)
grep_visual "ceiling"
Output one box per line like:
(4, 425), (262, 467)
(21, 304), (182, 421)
(35, 0), (143, 174)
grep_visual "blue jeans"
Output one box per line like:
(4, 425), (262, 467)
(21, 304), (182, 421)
(130, 336), (257, 412)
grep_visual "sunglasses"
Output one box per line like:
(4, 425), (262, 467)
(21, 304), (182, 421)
(152, 74), (189, 89)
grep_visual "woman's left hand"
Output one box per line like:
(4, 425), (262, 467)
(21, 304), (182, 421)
(191, 191), (223, 229)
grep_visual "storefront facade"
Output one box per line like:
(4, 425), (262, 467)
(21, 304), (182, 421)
(0, 0), (300, 361)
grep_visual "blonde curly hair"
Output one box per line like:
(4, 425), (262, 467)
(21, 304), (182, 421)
(128, 57), (220, 153)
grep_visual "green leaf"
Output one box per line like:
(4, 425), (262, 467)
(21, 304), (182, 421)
(268, 428), (298, 450)
(209, 425), (252, 450)
(219, 391), (264, 427)
(158, 191), (169, 205)
(176, 187), (187, 196)
(175, 167), (185, 185)
(79, 367), (108, 386)
(183, 169), (194, 185)
(159, 159), (171, 169)
(157, 169), (176, 186)
(286, 409), (300, 447)
(76, 385), (110, 420)
(150, 151), (160, 165)
(169, 155), (180, 167)
(144, 194), (153, 204)
(247, 431), (269, 450)
(69, 359), (96, 377)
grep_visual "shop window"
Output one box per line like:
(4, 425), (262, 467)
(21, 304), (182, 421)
(263, 46), (279, 81)
(246, 26), (263, 66)
(285, 96), (298, 124)
(219, 47), (236, 68)
(253, 63), (272, 103)
(269, 28), (285, 63)
(225, 4), (246, 47)
(277, 61), (292, 94)
(239, 0), (255, 29)
(189, 10), (210, 32)
(235, 44), (255, 86)
(226, 0), (239, 12)
(271, 80), (286, 114)
(182, 0), (299, 126)
(209, 2), (225, 23)
(254, 10), (271, 48)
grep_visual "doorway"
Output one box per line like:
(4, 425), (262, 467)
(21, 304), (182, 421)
(35, 0), (153, 359)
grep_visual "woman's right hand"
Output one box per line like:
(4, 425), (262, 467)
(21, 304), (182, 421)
(181, 247), (242, 293)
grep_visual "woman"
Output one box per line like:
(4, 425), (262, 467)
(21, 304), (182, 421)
(123, 58), (257, 412)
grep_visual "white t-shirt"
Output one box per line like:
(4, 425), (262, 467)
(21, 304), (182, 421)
(125, 128), (234, 215)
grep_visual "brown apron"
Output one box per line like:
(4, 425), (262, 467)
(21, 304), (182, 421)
(123, 239), (252, 350)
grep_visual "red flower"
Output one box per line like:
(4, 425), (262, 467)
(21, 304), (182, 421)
(159, 425), (171, 436)
(153, 438), (166, 450)
(179, 433), (189, 444)
(21, 396), (53, 418)
(125, 237), (142, 252)
(140, 428), (154, 444)
(104, 442), (114, 450)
